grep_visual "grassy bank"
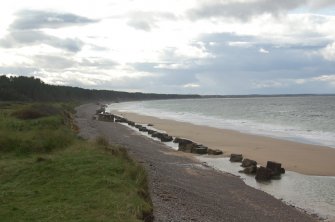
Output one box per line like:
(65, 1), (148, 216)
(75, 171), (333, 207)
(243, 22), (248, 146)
(0, 103), (152, 221)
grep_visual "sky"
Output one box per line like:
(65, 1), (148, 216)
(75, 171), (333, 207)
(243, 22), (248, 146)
(1, 0), (335, 95)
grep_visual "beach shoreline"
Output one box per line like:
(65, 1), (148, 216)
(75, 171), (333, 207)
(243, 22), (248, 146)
(114, 111), (335, 176)
(76, 103), (318, 221)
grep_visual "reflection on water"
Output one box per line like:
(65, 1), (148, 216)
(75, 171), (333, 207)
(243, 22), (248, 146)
(197, 156), (335, 221)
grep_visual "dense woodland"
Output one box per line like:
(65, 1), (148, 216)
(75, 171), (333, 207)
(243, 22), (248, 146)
(0, 75), (200, 102)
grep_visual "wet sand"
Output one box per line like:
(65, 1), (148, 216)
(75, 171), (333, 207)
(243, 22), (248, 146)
(115, 111), (335, 176)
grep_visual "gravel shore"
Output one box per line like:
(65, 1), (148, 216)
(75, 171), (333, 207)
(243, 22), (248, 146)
(75, 103), (316, 222)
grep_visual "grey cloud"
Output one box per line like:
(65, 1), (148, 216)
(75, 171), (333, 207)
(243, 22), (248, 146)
(104, 73), (200, 94)
(129, 11), (176, 21)
(89, 44), (109, 51)
(0, 66), (39, 76)
(202, 33), (334, 75)
(0, 10), (89, 52)
(127, 11), (176, 31)
(130, 59), (203, 89)
(128, 63), (192, 87)
(127, 20), (152, 31)
(34, 71), (161, 93)
(33, 55), (118, 70)
(11, 10), (98, 30)
(80, 58), (118, 68)
(53, 38), (83, 52)
(191, 33), (335, 94)
(34, 55), (76, 69)
(128, 32), (335, 94)
(188, 0), (305, 20)
(78, 40), (109, 51)
(0, 30), (83, 52)
(308, 0), (335, 9)
(0, 30), (47, 47)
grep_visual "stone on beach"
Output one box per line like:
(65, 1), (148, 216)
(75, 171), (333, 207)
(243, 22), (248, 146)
(114, 116), (127, 123)
(96, 106), (106, 114)
(151, 132), (160, 138)
(175, 138), (208, 155)
(147, 129), (156, 135)
(139, 126), (149, 132)
(280, 167), (285, 174)
(266, 161), (282, 176)
(192, 145), (208, 155)
(230, 154), (243, 162)
(135, 124), (143, 129)
(254, 161), (285, 181)
(160, 134), (173, 142)
(176, 138), (194, 152)
(255, 166), (273, 181)
(207, 149), (223, 155)
(241, 158), (257, 168)
(152, 132), (173, 142)
(239, 165), (257, 174)
(239, 158), (258, 175)
(98, 113), (115, 122)
(178, 139), (195, 152)
(173, 137), (183, 143)
(127, 121), (135, 126)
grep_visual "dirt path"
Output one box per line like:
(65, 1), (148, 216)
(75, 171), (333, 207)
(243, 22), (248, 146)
(75, 103), (316, 222)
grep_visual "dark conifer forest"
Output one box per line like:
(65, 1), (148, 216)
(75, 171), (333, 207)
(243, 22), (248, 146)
(0, 75), (200, 102)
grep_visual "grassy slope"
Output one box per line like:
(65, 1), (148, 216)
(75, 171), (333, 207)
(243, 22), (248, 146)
(0, 103), (152, 222)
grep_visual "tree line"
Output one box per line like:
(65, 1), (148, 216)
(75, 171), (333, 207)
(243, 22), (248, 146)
(0, 75), (200, 102)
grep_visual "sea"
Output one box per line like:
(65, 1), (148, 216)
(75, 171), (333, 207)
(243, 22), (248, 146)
(109, 95), (335, 148)
(107, 95), (335, 221)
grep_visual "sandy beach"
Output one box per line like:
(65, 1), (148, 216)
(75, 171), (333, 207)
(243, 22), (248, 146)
(115, 111), (335, 176)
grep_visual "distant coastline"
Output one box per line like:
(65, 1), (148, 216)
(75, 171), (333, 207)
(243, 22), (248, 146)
(202, 93), (335, 99)
(1, 75), (334, 103)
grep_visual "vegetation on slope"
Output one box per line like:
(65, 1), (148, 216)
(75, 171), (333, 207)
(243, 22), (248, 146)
(0, 103), (153, 221)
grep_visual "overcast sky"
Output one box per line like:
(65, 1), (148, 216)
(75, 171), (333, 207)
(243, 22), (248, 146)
(1, 0), (335, 95)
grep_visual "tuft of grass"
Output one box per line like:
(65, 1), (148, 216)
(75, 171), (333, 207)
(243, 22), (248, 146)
(0, 103), (74, 155)
(95, 136), (109, 148)
(11, 103), (61, 120)
(0, 102), (153, 221)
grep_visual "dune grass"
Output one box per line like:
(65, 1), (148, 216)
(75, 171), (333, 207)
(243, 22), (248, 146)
(0, 103), (74, 154)
(0, 103), (152, 221)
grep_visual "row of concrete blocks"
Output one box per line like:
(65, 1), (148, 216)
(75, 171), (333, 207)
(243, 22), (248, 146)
(97, 112), (286, 182)
(97, 113), (223, 155)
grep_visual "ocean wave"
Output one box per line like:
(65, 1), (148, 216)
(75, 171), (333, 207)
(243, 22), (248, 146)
(107, 99), (335, 148)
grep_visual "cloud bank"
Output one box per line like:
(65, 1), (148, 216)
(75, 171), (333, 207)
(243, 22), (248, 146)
(11, 10), (98, 30)
(0, 1), (335, 94)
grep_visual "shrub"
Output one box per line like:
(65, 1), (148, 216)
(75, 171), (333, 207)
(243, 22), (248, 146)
(12, 104), (60, 120)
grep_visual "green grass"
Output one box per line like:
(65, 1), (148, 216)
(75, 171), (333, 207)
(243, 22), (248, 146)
(0, 103), (74, 154)
(0, 103), (152, 221)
